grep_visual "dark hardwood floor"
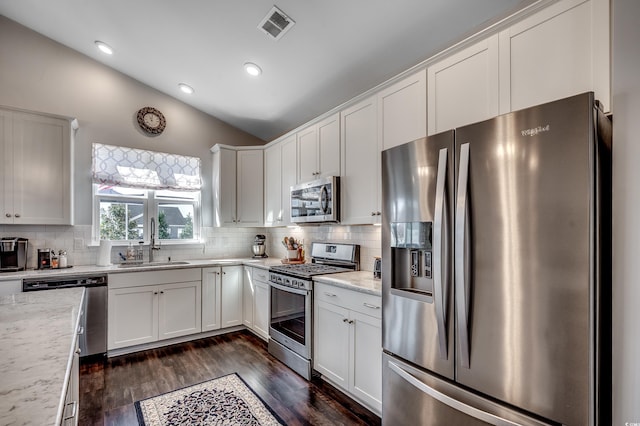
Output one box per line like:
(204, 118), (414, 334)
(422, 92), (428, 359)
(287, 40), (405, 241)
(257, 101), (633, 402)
(80, 330), (381, 425)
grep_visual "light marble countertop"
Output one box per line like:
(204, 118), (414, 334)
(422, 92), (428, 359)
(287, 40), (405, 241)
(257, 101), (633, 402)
(0, 287), (85, 426)
(0, 257), (284, 282)
(313, 271), (382, 296)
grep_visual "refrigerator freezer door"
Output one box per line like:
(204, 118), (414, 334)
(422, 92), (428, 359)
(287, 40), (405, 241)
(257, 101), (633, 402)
(382, 353), (551, 426)
(381, 131), (455, 379)
(454, 93), (595, 425)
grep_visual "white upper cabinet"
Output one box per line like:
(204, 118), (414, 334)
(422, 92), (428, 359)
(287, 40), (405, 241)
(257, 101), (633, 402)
(1, 107), (74, 225)
(498, 0), (610, 114)
(427, 35), (499, 135)
(378, 69), (427, 150)
(341, 95), (380, 225)
(297, 113), (341, 183)
(264, 134), (297, 227)
(212, 145), (263, 227)
(280, 135), (297, 225)
(236, 150), (264, 226)
(264, 142), (282, 226)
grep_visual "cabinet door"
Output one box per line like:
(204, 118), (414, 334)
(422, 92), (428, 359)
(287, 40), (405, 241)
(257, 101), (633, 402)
(499, 0), (610, 113)
(202, 267), (221, 331)
(158, 280), (202, 340)
(341, 95), (380, 224)
(220, 265), (243, 327)
(213, 148), (237, 226)
(427, 35), (499, 135)
(264, 143), (282, 226)
(108, 286), (158, 349)
(253, 280), (270, 340)
(280, 135), (297, 225)
(314, 299), (350, 390)
(378, 69), (427, 150)
(12, 111), (73, 225)
(236, 150), (263, 226)
(297, 125), (318, 182)
(351, 310), (383, 413)
(0, 110), (12, 224)
(242, 266), (254, 328)
(317, 113), (341, 177)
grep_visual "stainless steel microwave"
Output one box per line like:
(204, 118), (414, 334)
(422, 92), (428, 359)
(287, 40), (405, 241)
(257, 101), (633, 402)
(290, 176), (340, 223)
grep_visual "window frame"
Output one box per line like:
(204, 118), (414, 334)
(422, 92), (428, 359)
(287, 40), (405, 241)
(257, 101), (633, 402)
(92, 184), (201, 246)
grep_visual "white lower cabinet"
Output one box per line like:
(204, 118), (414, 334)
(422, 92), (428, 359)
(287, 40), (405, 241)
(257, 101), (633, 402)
(314, 282), (382, 414)
(62, 306), (81, 425)
(243, 266), (270, 340)
(202, 265), (243, 331)
(108, 269), (202, 350)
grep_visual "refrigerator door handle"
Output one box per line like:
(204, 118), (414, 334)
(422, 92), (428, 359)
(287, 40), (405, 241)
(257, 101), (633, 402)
(433, 147), (449, 359)
(455, 142), (471, 368)
(388, 361), (522, 426)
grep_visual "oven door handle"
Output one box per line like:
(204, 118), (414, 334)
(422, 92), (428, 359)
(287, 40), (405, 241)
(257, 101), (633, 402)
(270, 281), (310, 296)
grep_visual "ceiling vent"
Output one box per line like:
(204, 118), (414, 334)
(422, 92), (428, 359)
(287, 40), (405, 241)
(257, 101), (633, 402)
(258, 6), (295, 41)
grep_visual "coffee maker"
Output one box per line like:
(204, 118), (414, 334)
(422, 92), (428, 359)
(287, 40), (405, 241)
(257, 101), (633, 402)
(252, 234), (268, 258)
(0, 237), (28, 272)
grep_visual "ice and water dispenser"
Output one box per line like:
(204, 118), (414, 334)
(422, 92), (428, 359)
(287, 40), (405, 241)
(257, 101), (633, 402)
(390, 221), (434, 300)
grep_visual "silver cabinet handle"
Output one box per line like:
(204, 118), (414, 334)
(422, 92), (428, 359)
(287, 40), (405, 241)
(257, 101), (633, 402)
(75, 347), (81, 355)
(388, 361), (522, 426)
(153, 291), (158, 295)
(324, 292), (337, 297)
(14, 213), (20, 218)
(343, 318), (349, 323)
(63, 400), (78, 421)
(5, 213), (10, 218)
(363, 302), (380, 309)
(455, 143), (471, 368)
(433, 147), (450, 360)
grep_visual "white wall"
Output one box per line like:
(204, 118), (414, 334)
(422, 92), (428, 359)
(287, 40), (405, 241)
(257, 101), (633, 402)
(0, 16), (264, 227)
(612, 0), (640, 424)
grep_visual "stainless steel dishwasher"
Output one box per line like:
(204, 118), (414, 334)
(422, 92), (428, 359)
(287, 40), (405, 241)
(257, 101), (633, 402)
(23, 274), (108, 357)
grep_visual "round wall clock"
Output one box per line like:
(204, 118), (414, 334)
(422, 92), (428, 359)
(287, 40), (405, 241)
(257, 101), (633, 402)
(136, 107), (166, 135)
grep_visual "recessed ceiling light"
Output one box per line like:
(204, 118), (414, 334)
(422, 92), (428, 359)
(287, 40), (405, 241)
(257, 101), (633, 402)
(178, 83), (194, 94)
(244, 62), (262, 77)
(94, 41), (113, 55)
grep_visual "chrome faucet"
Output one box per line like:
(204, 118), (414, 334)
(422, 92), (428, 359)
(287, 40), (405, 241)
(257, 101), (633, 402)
(149, 217), (161, 262)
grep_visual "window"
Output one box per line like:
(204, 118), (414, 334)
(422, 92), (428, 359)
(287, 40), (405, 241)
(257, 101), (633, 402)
(92, 144), (202, 244)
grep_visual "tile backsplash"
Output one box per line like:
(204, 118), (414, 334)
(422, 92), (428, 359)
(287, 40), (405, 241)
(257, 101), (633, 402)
(0, 224), (381, 270)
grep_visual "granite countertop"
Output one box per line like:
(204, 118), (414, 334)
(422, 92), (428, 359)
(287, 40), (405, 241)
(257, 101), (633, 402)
(313, 271), (382, 296)
(0, 257), (284, 282)
(0, 287), (85, 425)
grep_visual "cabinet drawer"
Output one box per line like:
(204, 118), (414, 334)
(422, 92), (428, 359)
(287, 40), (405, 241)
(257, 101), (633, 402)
(315, 282), (382, 319)
(253, 267), (269, 282)
(109, 268), (202, 288)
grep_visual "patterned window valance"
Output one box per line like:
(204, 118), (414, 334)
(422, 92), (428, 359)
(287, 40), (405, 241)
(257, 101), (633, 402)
(92, 143), (202, 191)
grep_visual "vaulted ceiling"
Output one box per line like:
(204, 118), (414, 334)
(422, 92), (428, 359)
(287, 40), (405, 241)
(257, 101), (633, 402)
(0, 0), (537, 141)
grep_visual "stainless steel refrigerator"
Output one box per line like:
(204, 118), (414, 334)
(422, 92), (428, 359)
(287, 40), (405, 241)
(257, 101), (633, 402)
(381, 92), (611, 425)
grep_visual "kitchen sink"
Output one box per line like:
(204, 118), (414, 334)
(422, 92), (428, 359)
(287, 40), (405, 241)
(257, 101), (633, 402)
(118, 261), (190, 268)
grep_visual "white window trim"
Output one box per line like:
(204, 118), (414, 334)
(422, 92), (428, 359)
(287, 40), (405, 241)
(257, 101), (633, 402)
(92, 184), (202, 246)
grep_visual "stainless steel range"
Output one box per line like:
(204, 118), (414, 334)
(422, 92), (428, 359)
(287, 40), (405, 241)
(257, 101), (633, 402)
(268, 242), (360, 380)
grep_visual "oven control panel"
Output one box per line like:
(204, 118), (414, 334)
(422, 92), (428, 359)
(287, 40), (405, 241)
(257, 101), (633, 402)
(269, 272), (311, 291)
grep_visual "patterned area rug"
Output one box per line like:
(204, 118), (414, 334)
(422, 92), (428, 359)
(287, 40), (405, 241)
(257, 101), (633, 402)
(135, 373), (284, 426)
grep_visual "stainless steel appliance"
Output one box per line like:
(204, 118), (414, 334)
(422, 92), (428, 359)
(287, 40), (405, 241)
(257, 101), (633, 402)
(252, 234), (268, 258)
(290, 176), (340, 223)
(269, 242), (360, 379)
(37, 248), (52, 269)
(381, 92), (611, 425)
(23, 274), (108, 358)
(0, 237), (28, 272)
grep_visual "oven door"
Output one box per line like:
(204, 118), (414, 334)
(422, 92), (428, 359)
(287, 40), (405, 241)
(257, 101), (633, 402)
(269, 282), (311, 359)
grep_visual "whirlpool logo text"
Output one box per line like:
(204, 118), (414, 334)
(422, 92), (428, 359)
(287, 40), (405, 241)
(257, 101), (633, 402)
(521, 124), (550, 137)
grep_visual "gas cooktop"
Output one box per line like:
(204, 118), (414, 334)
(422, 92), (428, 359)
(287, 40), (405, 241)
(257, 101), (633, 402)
(270, 263), (353, 279)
